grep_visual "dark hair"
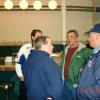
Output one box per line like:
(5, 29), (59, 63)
(31, 29), (42, 47)
(67, 29), (78, 37)
(31, 29), (42, 37)
(34, 36), (49, 50)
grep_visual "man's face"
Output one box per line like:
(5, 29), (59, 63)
(66, 32), (78, 47)
(34, 32), (42, 40)
(32, 32), (42, 41)
(43, 38), (54, 55)
(89, 32), (100, 48)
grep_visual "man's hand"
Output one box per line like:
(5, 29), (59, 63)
(19, 76), (24, 81)
(47, 97), (52, 100)
(79, 68), (83, 72)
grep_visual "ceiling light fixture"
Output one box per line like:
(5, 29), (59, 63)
(4, 0), (13, 10)
(48, 0), (57, 10)
(33, 0), (42, 10)
(19, 0), (28, 9)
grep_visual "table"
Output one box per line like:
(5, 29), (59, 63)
(0, 65), (19, 100)
(0, 65), (15, 71)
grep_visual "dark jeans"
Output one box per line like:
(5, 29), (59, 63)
(64, 79), (77, 100)
(70, 87), (77, 100)
(19, 81), (27, 100)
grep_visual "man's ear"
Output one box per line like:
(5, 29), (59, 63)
(41, 44), (45, 50)
(31, 36), (34, 41)
(76, 37), (79, 42)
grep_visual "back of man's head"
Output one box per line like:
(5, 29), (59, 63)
(34, 36), (49, 50)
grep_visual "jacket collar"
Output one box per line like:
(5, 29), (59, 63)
(65, 42), (86, 54)
(93, 46), (100, 54)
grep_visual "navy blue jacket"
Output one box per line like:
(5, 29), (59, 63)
(22, 50), (64, 100)
(77, 50), (100, 100)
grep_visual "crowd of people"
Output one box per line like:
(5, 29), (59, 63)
(15, 23), (100, 100)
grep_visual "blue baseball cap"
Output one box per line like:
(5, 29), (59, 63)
(85, 23), (100, 35)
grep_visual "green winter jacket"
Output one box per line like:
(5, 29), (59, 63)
(61, 43), (92, 88)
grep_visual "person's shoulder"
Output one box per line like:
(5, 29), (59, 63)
(80, 47), (92, 53)
(78, 43), (92, 53)
(21, 43), (32, 48)
(64, 44), (69, 51)
(81, 47), (91, 51)
(80, 47), (92, 57)
(79, 42), (86, 48)
(17, 43), (32, 55)
(19, 43), (31, 51)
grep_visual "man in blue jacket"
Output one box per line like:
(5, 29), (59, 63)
(22, 36), (64, 100)
(77, 23), (100, 100)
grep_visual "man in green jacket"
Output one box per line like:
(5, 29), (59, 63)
(61, 29), (92, 100)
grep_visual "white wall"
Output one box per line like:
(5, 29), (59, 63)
(65, 0), (93, 41)
(0, 11), (62, 42)
(0, 0), (94, 42)
(66, 11), (92, 41)
(66, 0), (92, 6)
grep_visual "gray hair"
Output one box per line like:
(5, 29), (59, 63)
(34, 36), (50, 50)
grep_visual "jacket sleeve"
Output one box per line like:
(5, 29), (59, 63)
(45, 58), (64, 99)
(94, 55), (100, 99)
(15, 63), (23, 77)
(15, 45), (25, 77)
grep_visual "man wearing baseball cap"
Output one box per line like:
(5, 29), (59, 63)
(77, 23), (100, 100)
